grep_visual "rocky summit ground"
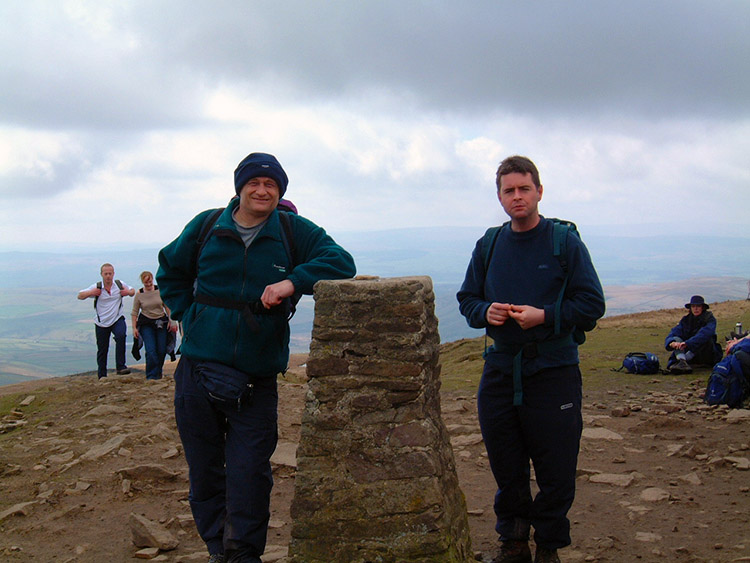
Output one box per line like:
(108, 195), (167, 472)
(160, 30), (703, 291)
(1, 355), (749, 563)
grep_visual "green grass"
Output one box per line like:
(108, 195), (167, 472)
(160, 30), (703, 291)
(439, 338), (486, 392)
(0, 382), (90, 443)
(3, 299), (748, 405)
(439, 299), (750, 395)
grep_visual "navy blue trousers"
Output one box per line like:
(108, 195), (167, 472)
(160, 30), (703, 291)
(94, 315), (127, 378)
(140, 324), (167, 379)
(174, 356), (278, 562)
(477, 363), (582, 550)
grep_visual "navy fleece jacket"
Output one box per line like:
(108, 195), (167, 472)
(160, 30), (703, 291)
(457, 217), (605, 376)
(664, 310), (717, 353)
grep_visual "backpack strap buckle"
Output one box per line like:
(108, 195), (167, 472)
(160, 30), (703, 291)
(521, 342), (538, 359)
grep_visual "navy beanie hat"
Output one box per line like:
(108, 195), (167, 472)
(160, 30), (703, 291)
(234, 152), (289, 197)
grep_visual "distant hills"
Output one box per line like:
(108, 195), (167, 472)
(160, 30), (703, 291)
(3, 226), (750, 290)
(1, 227), (748, 385)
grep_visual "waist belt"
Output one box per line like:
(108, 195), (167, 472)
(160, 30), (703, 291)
(193, 293), (287, 332)
(488, 334), (575, 406)
(137, 313), (169, 329)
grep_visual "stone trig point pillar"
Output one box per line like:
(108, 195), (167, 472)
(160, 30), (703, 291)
(289, 276), (472, 563)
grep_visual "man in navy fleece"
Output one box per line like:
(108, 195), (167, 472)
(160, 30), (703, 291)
(457, 155), (605, 563)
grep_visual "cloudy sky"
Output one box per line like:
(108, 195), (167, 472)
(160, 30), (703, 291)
(2, 0), (749, 253)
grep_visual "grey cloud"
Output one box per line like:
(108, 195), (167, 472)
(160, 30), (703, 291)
(0, 130), (140, 200)
(130, 0), (750, 119)
(0, 158), (91, 199)
(0, 2), (209, 129)
(2, 0), (748, 133)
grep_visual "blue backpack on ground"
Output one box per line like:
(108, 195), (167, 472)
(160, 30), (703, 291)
(705, 352), (750, 408)
(614, 352), (661, 374)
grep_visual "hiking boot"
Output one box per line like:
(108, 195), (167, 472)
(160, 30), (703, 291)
(670, 359), (692, 374)
(207, 554), (225, 563)
(534, 547), (560, 563)
(491, 539), (532, 563)
(116, 368), (131, 375)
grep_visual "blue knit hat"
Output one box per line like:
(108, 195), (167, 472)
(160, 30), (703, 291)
(234, 152), (288, 197)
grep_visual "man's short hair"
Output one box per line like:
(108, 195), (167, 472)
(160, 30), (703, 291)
(495, 155), (541, 190)
(100, 263), (114, 273)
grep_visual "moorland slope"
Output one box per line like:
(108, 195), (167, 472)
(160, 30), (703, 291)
(1, 300), (749, 562)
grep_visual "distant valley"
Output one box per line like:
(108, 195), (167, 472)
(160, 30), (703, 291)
(1, 227), (748, 385)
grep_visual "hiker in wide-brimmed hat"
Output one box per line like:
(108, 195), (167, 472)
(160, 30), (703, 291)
(664, 295), (722, 373)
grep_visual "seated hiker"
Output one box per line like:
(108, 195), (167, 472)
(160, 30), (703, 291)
(664, 295), (722, 374)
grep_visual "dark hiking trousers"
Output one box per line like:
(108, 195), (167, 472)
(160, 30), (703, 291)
(478, 363), (582, 550)
(95, 315), (127, 378)
(174, 356), (278, 562)
(139, 323), (167, 379)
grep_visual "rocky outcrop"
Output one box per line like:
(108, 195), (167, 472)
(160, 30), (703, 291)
(289, 276), (473, 563)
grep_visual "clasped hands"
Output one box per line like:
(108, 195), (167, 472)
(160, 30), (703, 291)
(485, 302), (545, 330)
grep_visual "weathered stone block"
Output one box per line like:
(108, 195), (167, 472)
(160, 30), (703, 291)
(305, 356), (349, 377)
(353, 359), (424, 378)
(290, 276), (472, 562)
(389, 420), (440, 448)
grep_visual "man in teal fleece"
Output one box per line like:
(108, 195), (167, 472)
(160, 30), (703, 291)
(457, 155), (604, 563)
(157, 152), (355, 563)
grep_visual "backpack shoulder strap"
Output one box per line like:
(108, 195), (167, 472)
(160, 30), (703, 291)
(193, 207), (224, 275)
(548, 219), (579, 337)
(115, 279), (123, 290)
(482, 223), (508, 271)
(550, 218), (579, 266)
(94, 281), (102, 313)
(480, 223), (505, 357)
(278, 210), (297, 269)
(278, 210), (301, 318)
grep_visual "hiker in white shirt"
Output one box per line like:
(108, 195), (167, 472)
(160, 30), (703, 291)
(78, 263), (135, 378)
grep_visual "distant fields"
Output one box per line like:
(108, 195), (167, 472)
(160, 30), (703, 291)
(2, 233), (749, 386)
(0, 288), (121, 383)
(0, 339), (95, 385)
(0, 283), (479, 384)
(2, 277), (749, 386)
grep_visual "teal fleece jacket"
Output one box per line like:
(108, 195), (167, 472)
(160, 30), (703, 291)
(157, 198), (356, 376)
